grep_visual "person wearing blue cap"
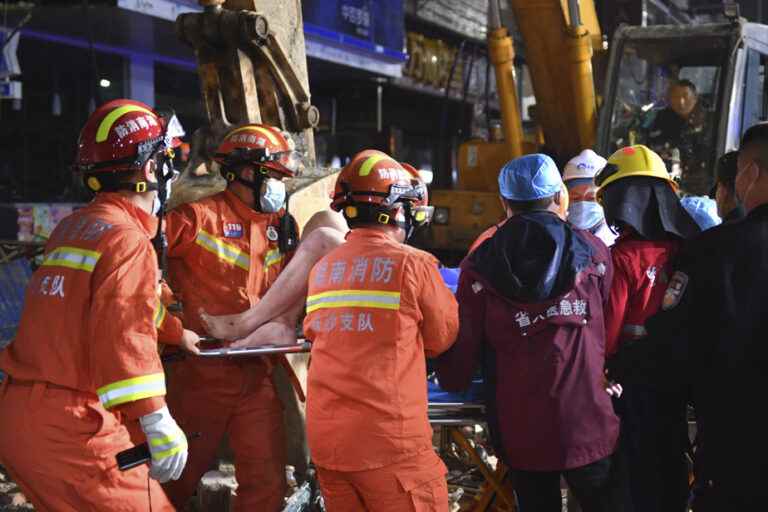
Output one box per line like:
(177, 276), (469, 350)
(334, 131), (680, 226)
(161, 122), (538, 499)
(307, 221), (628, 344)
(437, 154), (626, 512)
(466, 153), (571, 254)
(681, 196), (721, 231)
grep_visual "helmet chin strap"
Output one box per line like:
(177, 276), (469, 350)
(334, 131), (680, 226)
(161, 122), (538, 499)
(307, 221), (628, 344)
(226, 169), (266, 212)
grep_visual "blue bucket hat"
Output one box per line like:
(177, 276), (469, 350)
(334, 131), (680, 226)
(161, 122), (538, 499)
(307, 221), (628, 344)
(498, 154), (563, 201)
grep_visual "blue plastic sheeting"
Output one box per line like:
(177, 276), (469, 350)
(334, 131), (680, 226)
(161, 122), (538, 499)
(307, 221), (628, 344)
(0, 259), (32, 349)
(427, 378), (484, 404)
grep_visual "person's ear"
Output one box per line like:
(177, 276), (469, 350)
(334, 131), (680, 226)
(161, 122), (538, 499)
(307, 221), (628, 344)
(240, 166), (256, 182)
(142, 159), (157, 183)
(499, 196), (513, 218)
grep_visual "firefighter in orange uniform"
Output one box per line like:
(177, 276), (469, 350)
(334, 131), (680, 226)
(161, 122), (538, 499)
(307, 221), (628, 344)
(304, 150), (459, 511)
(159, 124), (301, 511)
(0, 99), (190, 510)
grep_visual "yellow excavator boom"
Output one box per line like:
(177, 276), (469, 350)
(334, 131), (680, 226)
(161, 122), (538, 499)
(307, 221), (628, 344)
(509, 0), (601, 160)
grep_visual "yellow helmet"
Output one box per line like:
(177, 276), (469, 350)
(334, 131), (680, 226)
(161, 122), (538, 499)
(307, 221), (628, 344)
(595, 145), (677, 201)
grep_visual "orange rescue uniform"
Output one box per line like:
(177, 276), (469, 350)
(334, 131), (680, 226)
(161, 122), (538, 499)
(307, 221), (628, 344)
(0, 193), (173, 511)
(304, 228), (459, 511)
(160, 189), (293, 511)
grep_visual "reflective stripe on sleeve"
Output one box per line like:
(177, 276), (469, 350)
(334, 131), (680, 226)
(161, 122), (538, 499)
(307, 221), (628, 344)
(264, 248), (284, 272)
(195, 230), (250, 271)
(41, 246), (101, 272)
(154, 300), (167, 328)
(97, 373), (166, 409)
(306, 289), (401, 313)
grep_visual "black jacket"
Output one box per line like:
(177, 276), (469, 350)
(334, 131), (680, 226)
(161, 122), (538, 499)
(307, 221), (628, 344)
(616, 203), (768, 506)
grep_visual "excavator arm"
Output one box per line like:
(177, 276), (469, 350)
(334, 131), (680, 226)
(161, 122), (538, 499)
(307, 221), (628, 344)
(508, 0), (602, 161)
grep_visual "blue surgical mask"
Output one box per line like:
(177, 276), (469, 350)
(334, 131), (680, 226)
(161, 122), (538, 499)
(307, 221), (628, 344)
(260, 178), (286, 213)
(568, 201), (605, 231)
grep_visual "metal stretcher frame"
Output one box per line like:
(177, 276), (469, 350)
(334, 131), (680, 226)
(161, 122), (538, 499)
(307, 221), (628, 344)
(428, 402), (517, 511)
(197, 340), (312, 357)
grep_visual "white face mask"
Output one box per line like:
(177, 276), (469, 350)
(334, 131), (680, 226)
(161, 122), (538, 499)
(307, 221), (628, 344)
(568, 201), (605, 231)
(260, 178), (286, 213)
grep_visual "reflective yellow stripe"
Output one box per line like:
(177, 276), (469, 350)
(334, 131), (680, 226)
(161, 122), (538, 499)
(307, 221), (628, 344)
(358, 154), (388, 176)
(150, 434), (180, 447)
(306, 289), (401, 313)
(152, 443), (186, 461)
(264, 249), (284, 272)
(195, 230), (250, 271)
(149, 431), (188, 460)
(41, 246), (101, 272)
(96, 105), (154, 142)
(97, 373), (166, 409)
(154, 300), (167, 328)
(227, 125), (279, 145)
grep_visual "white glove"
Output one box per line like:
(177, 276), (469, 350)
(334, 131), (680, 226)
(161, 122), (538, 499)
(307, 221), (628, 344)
(139, 405), (189, 483)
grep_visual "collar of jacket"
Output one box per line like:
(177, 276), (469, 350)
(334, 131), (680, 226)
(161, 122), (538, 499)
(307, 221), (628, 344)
(345, 227), (399, 244)
(221, 188), (277, 222)
(467, 210), (594, 303)
(93, 192), (157, 237)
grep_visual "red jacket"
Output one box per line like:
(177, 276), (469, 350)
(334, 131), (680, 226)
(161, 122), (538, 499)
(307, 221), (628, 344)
(604, 231), (682, 357)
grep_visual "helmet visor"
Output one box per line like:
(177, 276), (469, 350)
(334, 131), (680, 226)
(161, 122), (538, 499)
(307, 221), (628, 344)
(272, 149), (302, 176)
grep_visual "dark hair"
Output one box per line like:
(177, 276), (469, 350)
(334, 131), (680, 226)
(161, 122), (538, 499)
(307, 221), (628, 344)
(673, 79), (697, 95)
(741, 122), (768, 150)
(504, 195), (555, 213)
(716, 151), (739, 192)
(740, 122), (768, 170)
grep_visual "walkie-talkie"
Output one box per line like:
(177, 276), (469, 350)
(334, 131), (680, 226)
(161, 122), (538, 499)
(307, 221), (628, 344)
(117, 433), (201, 471)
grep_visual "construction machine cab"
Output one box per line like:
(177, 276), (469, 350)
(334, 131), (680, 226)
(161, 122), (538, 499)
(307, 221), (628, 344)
(597, 20), (768, 196)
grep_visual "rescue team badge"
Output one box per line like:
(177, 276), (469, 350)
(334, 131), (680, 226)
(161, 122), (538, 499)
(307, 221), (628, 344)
(662, 271), (689, 310)
(267, 225), (279, 242)
(223, 222), (243, 238)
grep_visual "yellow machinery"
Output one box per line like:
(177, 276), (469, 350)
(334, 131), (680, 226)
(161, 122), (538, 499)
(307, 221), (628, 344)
(423, 0), (603, 255)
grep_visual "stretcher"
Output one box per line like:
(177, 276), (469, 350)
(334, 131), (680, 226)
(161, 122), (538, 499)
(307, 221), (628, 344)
(197, 339), (311, 358)
(161, 338), (311, 363)
(428, 379), (517, 511)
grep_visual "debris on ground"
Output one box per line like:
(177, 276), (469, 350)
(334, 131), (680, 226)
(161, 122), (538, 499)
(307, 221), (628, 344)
(0, 466), (32, 512)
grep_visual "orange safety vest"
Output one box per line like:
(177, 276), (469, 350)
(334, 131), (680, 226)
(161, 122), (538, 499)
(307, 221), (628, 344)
(304, 228), (458, 471)
(0, 193), (168, 419)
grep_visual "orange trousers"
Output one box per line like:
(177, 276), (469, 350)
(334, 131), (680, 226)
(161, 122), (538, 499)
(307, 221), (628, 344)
(0, 379), (174, 512)
(317, 449), (449, 512)
(163, 358), (286, 511)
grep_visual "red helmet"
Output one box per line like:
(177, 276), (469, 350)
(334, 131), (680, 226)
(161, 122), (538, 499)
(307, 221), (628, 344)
(214, 124), (300, 178)
(75, 99), (183, 191)
(332, 150), (433, 229)
(76, 99), (168, 173)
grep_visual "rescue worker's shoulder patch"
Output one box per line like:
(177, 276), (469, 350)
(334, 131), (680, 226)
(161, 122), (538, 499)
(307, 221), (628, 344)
(662, 271), (689, 310)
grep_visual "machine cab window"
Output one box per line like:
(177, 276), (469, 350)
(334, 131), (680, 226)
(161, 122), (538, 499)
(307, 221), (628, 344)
(602, 32), (729, 195)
